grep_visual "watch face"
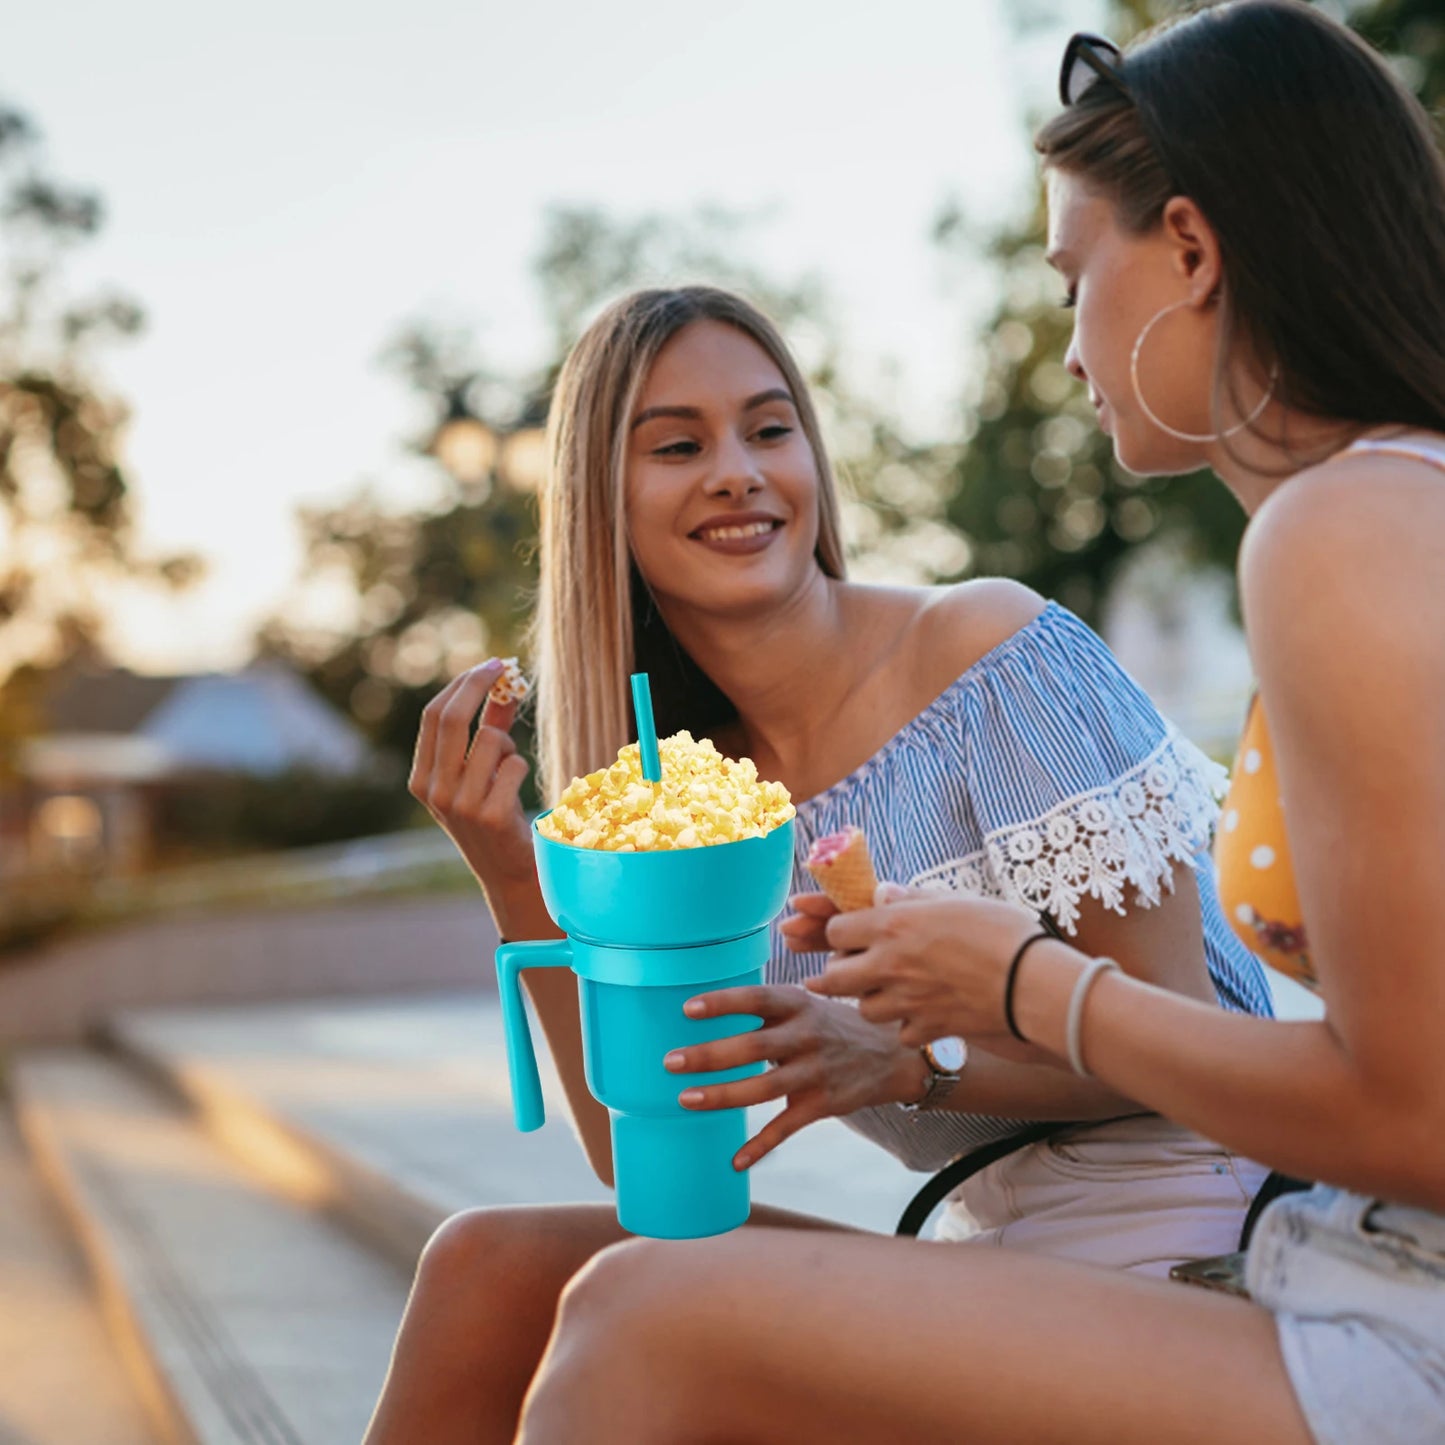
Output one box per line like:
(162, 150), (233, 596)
(927, 1036), (967, 1072)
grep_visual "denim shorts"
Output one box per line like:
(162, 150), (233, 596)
(1246, 1185), (1445, 1445)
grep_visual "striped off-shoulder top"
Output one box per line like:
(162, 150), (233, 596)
(769, 601), (1273, 1172)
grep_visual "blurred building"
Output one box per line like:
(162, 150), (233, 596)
(13, 662), (373, 879)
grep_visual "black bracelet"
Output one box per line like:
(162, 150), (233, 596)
(1003, 930), (1054, 1042)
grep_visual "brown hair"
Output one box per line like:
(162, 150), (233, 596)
(528, 286), (847, 805)
(1036, 0), (1445, 441)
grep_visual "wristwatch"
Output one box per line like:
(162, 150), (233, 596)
(900, 1036), (968, 1113)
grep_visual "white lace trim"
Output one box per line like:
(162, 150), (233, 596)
(908, 732), (1228, 935)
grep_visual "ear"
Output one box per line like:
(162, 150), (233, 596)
(1160, 196), (1223, 307)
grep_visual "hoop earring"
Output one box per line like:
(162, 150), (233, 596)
(1129, 299), (1277, 444)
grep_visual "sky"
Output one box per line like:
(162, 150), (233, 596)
(8, 0), (1099, 674)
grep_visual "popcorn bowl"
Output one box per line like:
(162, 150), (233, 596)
(494, 814), (795, 1239)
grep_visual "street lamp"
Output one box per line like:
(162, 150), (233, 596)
(431, 387), (547, 493)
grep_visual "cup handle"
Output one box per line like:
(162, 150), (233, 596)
(494, 938), (574, 1132)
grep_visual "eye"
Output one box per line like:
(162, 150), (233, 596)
(754, 424), (793, 442)
(653, 439), (701, 457)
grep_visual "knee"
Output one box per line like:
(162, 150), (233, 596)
(521, 1241), (690, 1444)
(552, 1237), (673, 1349)
(414, 1205), (559, 1303)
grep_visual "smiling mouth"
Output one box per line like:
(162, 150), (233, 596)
(690, 520), (783, 543)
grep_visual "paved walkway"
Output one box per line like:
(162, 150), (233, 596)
(112, 990), (925, 1236)
(0, 1112), (158, 1444)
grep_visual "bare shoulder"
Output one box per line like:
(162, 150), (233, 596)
(911, 578), (1048, 689)
(1241, 444), (1445, 726)
(1241, 445), (1445, 628)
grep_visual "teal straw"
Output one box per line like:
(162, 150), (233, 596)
(630, 672), (662, 783)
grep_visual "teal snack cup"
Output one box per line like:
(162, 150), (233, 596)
(494, 814), (795, 1239)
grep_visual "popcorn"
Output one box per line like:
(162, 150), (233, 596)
(538, 730), (795, 851)
(489, 658), (531, 708)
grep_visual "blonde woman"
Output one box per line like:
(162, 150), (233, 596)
(366, 285), (1270, 1444)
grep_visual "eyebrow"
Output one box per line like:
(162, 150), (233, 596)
(631, 387), (795, 430)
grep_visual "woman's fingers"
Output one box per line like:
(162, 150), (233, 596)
(823, 906), (896, 953)
(787, 892), (838, 918)
(431, 661), (507, 782)
(682, 984), (809, 1021)
(409, 667), (477, 795)
(780, 899), (832, 954)
(734, 1096), (829, 1170)
(481, 752), (531, 827)
(804, 951), (885, 999)
(412, 661), (505, 806)
(424, 660), (504, 758)
(452, 725), (519, 813)
(779, 915), (830, 953)
(857, 991), (908, 1028)
(478, 693), (518, 737)
(664, 1017), (801, 1076)
(677, 1060), (809, 1114)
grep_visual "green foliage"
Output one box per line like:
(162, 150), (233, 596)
(150, 769), (419, 858)
(1350, 0), (1445, 108)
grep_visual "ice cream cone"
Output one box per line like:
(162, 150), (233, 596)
(806, 826), (879, 912)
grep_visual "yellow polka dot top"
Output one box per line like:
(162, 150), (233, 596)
(1215, 697), (1313, 988)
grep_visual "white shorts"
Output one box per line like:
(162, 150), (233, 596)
(933, 1114), (1269, 1278)
(1247, 1185), (1445, 1445)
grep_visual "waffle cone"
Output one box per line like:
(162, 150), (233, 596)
(806, 828), (879, 912)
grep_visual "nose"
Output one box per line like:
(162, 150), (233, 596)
(1064, 334), (1086, 384)
(704, 430), (763, 501)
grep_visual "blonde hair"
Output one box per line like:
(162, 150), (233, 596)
(527, 286), (847, 806)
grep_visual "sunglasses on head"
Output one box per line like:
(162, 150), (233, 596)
(1059, 32), (1128, 106)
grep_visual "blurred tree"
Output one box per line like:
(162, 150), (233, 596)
(260, 203), (942, 787)
(933, 0), (1234, 626)
(0, 101), (199, 766)
(1350, 0), (1445, 103)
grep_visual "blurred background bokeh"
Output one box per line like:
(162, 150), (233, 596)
(0, 2), (1439, 1440)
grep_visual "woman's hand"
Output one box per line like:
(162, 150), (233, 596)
(777, 890), (844, 954)
(662, 984), (929, 1171)
(806, 890), (1045, 1050)
(409, 658), (535, 891)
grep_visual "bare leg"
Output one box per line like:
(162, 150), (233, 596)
(519, 1228), (1315, 1445)
(363, 1203), (854, 1445)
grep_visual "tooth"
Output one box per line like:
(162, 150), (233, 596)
(699, 521), (774, 541)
